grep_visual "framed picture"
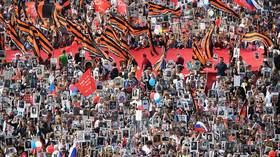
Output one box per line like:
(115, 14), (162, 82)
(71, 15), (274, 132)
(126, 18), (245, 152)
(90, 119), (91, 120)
(33, 93), (41, 105)
(61, 92), (69, 101)
(18, 100), (25, 108)
(221, 141), (227, 150)
(142, 99), (150, 110)
(17, 108), (25, 117)
(178, 115), (188, 122)
(265, 107), (274, 115)
(50, 58), (57, 65)
(162, 132), (170, 143)
(53, 125), (62, 132)
(264, 70), (271, 79)
(132, 88), (140, 100)
(100, 128), (109, 137)
(84, 132), (91, 141)
(121, 128), (130, 139)
(36, 66), (44, 78)
(213, 54), (218, 60)
(190, 141), (198, 152)
(111, 135), (118, 144)
(217, 106), (227, 118)
(4, 80), (11, 88)
(109, 101), (117, 110)
(84, 120), (92, 130)
(76, 131), (85, 141)
(24, 139), (32, 151)
(97, 136), (105, 146)
(96, 82), (103, 90)
(274, 134), (280, 142)
(5, 136), (14, 146)
(271, 93), (279, 104)
(218, 90), (226, 102)
(153, 134), (161, 144)
(207, 133), (213, 143)
(30, 106), (38, 118)
(208, 90), (217, 98)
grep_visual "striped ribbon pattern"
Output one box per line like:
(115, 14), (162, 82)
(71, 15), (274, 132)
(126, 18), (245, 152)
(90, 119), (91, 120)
(242, 32), (273, 47)
(209, 0), (240, 18)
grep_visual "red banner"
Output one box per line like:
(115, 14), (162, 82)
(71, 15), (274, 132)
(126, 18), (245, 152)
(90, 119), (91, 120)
(94, 0), (111, 14)
(117, 0), (127, 15)
(75, 68), (96, 96)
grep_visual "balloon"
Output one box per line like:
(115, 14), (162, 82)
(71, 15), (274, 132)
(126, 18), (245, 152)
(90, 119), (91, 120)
(150, 92), (155, 99)
(36, 141), (42, 148)
(154, 29), (160, 35)
(208, 10), (214, 17)
(46, 144), (55, 154)
(49, 83), (55, 92)
(31, 141), (36, 149)
(93, 96), (100, 104)
(149, 78), (156, 87)
(154, 25), (162, 35)
(153, 93), (161, 103)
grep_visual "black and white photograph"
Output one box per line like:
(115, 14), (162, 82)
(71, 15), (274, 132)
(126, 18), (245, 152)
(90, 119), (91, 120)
(190, 141), (198, 152)
(30, 106), (38, 118)
(33, 94), (41, 104)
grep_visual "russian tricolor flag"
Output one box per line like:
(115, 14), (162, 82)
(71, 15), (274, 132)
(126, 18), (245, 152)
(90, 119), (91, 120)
(194, 121), (208, 132)
(68, 143), (77, 157)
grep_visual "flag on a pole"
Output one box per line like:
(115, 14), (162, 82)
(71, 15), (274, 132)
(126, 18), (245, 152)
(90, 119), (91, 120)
(75, 68), (96, 96)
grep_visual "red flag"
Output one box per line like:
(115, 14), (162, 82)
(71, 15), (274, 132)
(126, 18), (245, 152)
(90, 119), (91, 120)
(240, 100), (248, 118)
(117, 0), (127, 15)
(76, 68), (96, 96)
(94, 0), (111, 14)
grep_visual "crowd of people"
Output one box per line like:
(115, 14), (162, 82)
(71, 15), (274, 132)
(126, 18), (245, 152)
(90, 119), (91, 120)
(0, 0), (280, 157)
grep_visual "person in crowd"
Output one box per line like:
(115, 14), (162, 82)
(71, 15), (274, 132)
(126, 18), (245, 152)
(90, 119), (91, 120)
(74, 48), (83, 65)
(215, 57), (227, 76)
(59, 50), (68, 69)
(110, 62), (119, 80)
(141, 54), (152, 71)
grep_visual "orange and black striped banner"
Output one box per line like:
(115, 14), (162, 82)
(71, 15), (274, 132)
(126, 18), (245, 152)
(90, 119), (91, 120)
(57, 15), (91, 44)
(6, 22), (27, 54)
(148, 22), (158, 56)
(242, 32), (274, 48)
(99, 37), (127, 59)
(100, 33), (129, 59)
(153, 46), (167, 72)
(201, 27), (215, 60)
(147, 2), (182, 17)
(16, 18), (30, 33)
(27, 29), (41, 58)
(57, 15), (111, 60)
(193, 42), (206, 66)
(108, 14), (149, 36)
(104, 26), (130, 52)
(209, 0), (240, 18)
(15, 18), (53, 55)
(29, 25), (53, 55)
(108, 15), (157, 56)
